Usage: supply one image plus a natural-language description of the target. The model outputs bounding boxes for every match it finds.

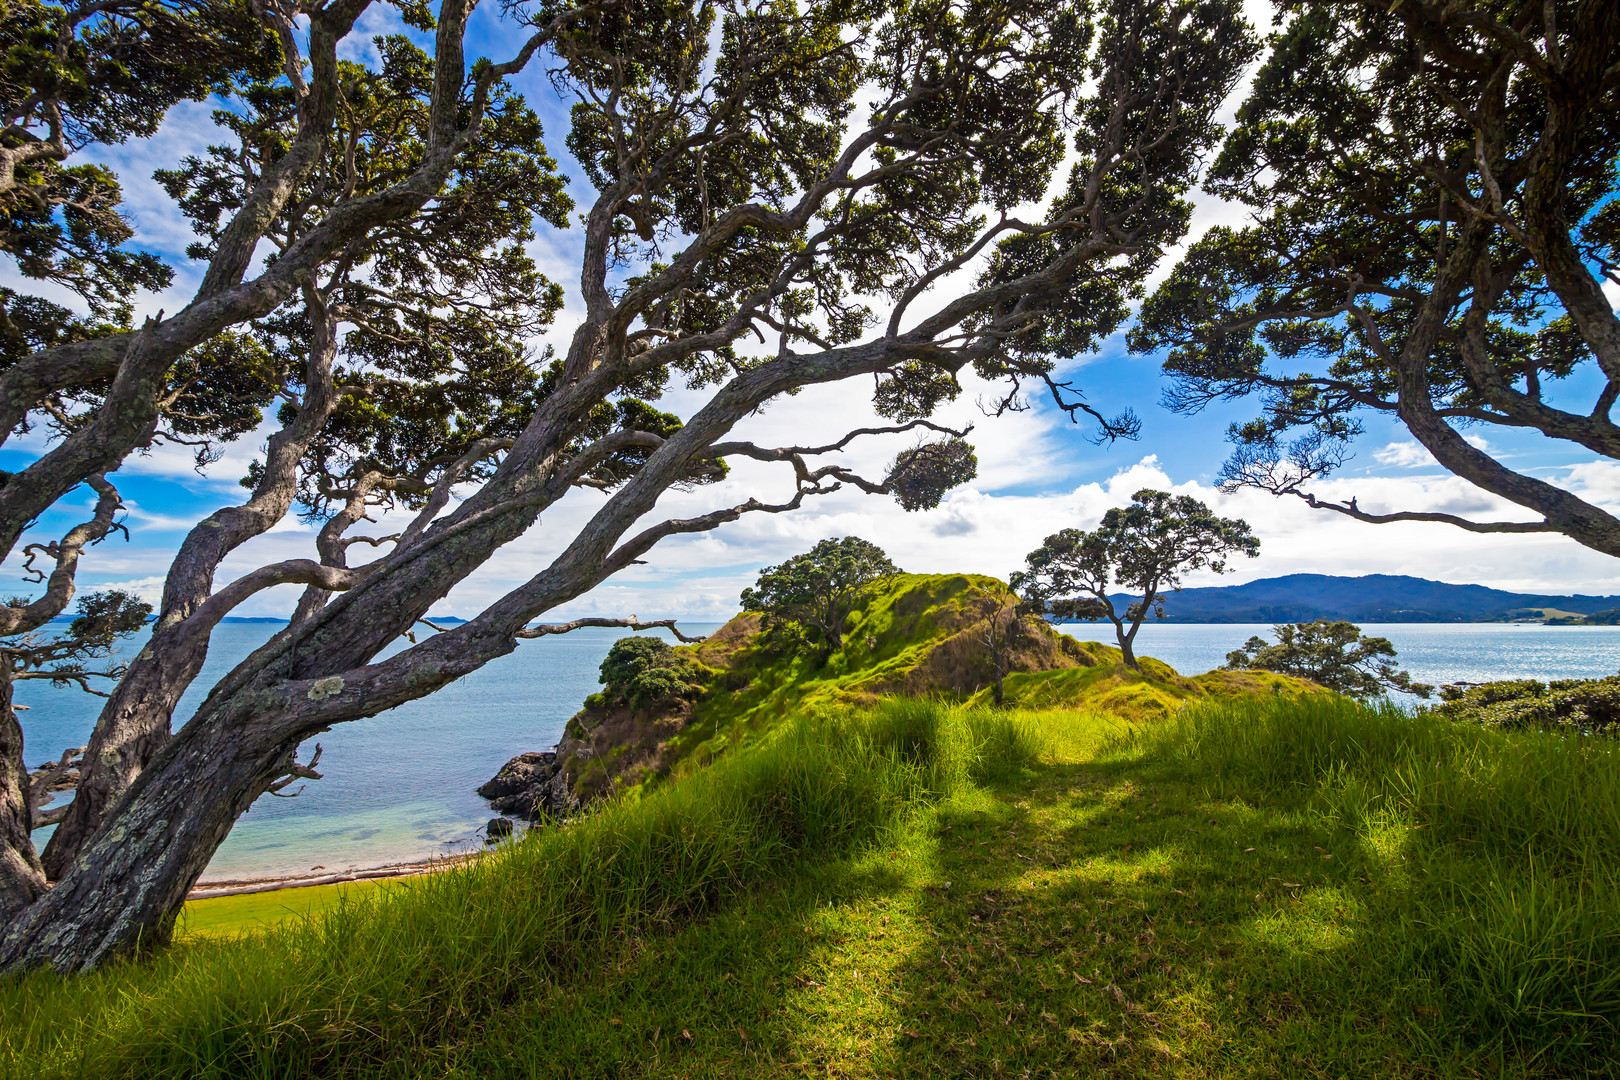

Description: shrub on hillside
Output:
[1224,618,1432,699]
[1429,674,1620,734]
[596,637,706,710]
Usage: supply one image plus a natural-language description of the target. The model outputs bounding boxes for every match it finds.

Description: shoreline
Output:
[188,853,478,900]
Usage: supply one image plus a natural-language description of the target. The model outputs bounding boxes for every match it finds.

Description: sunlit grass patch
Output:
[175,878,399,940]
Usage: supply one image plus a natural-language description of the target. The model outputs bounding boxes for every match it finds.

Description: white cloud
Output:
[1562,459,1620,507]
[1372,441,1431,468]
[1372,434,1491,469]
[83,576,168,605]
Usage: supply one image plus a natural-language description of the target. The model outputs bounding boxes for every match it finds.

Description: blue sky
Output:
[6,2,1620,622]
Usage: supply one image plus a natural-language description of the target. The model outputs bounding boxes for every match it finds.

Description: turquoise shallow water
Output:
[21,622,722,882]
[19,620,1620,880]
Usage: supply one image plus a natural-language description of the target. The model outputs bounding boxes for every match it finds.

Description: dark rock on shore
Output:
[477,750,577,819]
[485,817,514,841]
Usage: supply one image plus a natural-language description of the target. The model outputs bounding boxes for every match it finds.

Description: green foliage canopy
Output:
[1,0,278,339]
[153,34,579,495]
[1224,619,1433,700]
[1012,489,1257,668]
[885,438,978,513]
[740,537,899,649]
[1130,0,1620,558]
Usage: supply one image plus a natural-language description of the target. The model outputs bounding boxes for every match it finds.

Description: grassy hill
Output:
[5,695,1617,1078]
[541,573,1314,810]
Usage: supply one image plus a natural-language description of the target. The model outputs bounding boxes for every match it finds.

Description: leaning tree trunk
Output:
[42,311,344,879]
[0,466,561,970]
[38,639,207,880]
[0,600,535,972]
[0,681,47,926]
[0,695,309,970]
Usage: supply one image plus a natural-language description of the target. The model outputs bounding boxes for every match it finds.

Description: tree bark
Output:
[0,702,309,968]
[37,638,208,882]
[0,682,47,927]
[0,599,539,969]
[0,0,363,532]
[20,359,633,952]
[1116,626,1139,670]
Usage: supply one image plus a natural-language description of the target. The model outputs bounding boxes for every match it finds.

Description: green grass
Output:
[176,879,398,940]
[3,695,1618,1078]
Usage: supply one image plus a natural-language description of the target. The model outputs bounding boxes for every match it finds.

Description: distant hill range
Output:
[1104,574,1620,624]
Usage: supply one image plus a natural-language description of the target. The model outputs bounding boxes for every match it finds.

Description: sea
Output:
[20,620,1620,882]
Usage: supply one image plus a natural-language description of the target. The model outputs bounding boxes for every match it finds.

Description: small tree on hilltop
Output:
[1012,490,1258,669]
[976,594,1020,707]
[1224,620,1433,700]
[741,538,898,651]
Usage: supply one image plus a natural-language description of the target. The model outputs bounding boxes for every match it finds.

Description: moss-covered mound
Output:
[968,653,1321,721]
[490,573,1322,815]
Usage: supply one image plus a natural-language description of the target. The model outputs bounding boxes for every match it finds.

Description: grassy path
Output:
[6,700,1613,1079]
[438,725,1545,1079]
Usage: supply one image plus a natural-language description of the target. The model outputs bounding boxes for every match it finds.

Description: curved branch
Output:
[180,560,365,647]
[515,616,706,643]
[707,418,970,460]
[0,475,123,637]
[27,746,84,817]
[395,437,515,551]
[1290,489,1560,534]
[601,488,825,578]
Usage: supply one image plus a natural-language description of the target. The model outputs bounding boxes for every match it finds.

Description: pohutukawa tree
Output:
[1011,489,1258,668]
[740,536,899,651]
[0,0,1254,972]
[1223,619,1434,699]
[1131,0,1620,553]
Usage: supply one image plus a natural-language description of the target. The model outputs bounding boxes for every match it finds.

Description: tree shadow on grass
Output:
[417,852,918,1080]
[873,760,1553,1080]
[421,758,1567,1080]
